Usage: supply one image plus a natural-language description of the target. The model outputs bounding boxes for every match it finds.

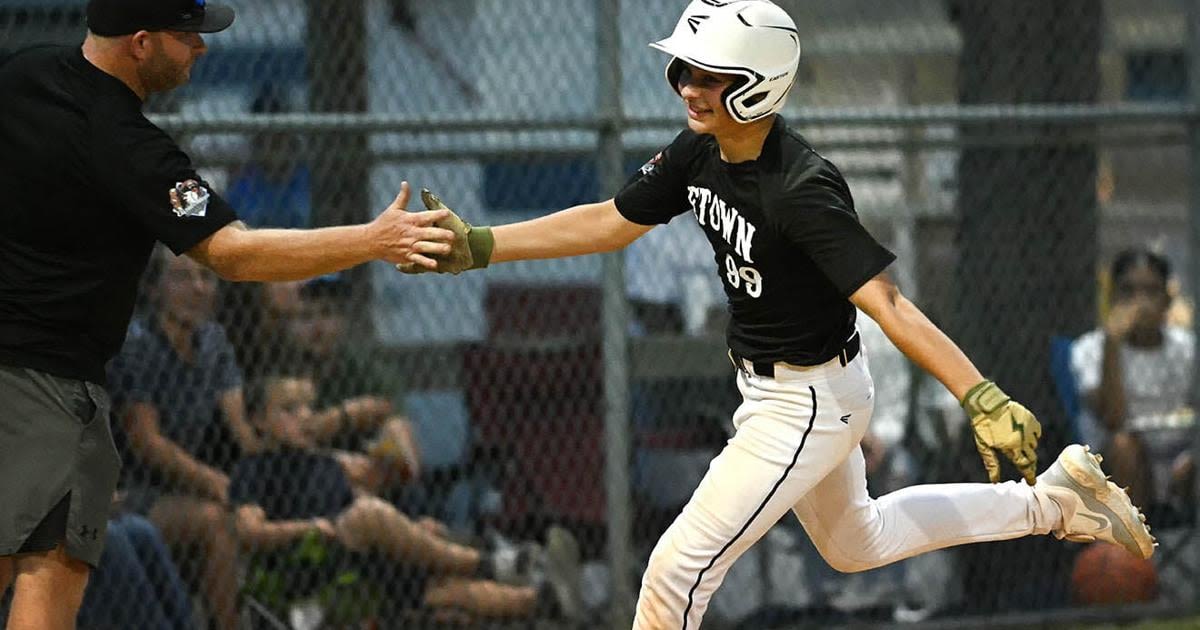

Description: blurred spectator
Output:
[1070,248,1195,521]
[218,274,412,477]
[218,278,305,385]
[233,372,583,623]
[77,502,193,629]
[224,83,312,230]
[286,274,415,456]
[108,247,253,630]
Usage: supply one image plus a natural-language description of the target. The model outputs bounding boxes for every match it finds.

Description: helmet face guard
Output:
[651,0,800,123]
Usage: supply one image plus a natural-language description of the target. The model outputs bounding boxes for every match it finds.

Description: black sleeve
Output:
[777,163,895,297]
[91,112,238,254]
[613,130,698,226]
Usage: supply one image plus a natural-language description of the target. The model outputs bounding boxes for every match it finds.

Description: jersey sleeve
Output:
[613,130,698,226]
[777,162,895,297]
[91,113,238,255]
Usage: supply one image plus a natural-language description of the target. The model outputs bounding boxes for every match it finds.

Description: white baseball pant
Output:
[632,346,1063,629]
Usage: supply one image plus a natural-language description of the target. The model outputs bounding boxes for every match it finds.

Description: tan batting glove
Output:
[961,380,1042,485]
[396,189,493,275]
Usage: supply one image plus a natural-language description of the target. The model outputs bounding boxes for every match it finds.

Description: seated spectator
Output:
[232,372,583,622]
[284,274,418,466]
[225,274,401,452]
[1071,248,1195,523]
[77,499,193,629]
[108,247,254,629]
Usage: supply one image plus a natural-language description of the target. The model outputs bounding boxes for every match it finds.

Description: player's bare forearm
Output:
[850,272,983,400]
[490,199,652,263]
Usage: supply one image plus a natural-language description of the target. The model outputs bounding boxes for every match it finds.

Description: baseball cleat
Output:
[1036,444,1156,559]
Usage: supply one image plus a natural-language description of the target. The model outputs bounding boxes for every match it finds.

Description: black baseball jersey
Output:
[615,116,895,365]
[0,46,237,384]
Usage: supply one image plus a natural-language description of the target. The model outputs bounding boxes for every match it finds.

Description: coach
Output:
[0,1,455,627]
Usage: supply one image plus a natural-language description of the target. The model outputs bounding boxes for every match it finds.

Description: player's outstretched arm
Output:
[188,181,457,281]
[491,199,653,263]
[851,271,1041,484]
[398,194,654,275]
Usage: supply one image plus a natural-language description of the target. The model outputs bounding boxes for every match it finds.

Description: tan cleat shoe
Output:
[1036,444,1156,559]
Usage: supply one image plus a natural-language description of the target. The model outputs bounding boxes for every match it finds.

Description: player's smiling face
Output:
[675,63,739,135]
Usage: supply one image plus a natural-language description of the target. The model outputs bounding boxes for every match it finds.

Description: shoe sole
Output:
[1049,444,1155,559]
[545,526,584,621]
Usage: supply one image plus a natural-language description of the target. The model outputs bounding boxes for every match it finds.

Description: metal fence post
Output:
[596,0,635,626]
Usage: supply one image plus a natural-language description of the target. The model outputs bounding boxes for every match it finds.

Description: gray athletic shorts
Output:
[0,363,120,567]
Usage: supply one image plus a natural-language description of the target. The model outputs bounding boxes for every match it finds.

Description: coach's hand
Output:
[396,189,494,275]
[962,380,1041,485]
[370,182,457,270]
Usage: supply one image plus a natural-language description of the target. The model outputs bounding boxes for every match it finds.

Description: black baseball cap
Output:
[87,0,235,36]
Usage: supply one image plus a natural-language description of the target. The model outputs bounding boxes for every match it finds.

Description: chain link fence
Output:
[3,0,1200,628]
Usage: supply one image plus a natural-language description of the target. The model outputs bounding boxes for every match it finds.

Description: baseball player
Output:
[403,1,1156,628]
[0,1,455,627]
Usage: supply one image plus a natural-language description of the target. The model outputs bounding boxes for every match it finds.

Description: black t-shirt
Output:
[615,117,895,365]
[0,46,237,384]
[229,448,356,520]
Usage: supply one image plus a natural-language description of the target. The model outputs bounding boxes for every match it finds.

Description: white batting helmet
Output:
[650,0,801,123]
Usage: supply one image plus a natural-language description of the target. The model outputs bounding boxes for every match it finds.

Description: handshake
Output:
[396,189,493,275]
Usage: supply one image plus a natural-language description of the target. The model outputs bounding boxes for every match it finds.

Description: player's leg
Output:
[793,445,1063,573]
[7,544,90,630]
[634,360,873,629]
[795,440,1157,569]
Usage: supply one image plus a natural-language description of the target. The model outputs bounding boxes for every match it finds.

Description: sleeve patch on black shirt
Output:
[169,179,210,218]
[639,151,663,176]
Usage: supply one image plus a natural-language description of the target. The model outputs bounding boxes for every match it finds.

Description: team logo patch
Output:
[639,151,664,176]
[169,179,210,218]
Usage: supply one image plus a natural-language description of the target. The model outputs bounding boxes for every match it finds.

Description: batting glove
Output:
[396,189,493,274]
[962,380,1041,485]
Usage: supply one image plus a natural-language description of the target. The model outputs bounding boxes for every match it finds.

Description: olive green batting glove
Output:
[396,189,494,275]
[961,380,1042,485]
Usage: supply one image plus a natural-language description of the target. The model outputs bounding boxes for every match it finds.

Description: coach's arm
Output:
[187,183,456,281]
